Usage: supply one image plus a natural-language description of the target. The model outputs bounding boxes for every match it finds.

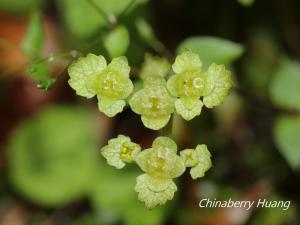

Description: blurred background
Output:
[1,0,300,224]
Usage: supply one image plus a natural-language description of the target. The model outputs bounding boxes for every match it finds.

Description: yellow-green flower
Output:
[167,50,233,120]
[129,76,175,130]
[140,54,171,80]
[101,135,141,169]
[68,54,133,117]
[135,137,185,208]
[167,50,207,120]
[180,144,212,179]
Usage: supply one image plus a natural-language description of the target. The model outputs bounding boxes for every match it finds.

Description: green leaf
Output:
[177,36,244,68]
[21,10,44,59]
[104,25,130,58]
[274,115,300,170]
[8,106,98,206]
[58,0,106,39]
[269,58,300,110]
[59,0,147,39]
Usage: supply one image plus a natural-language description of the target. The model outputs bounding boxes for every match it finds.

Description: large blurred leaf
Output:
[241,33,279,98]
[269,59,300,110]
[59,0,148,39]
[8,106,98,206]
[21,10,44,59]
[89,164,167,225]
[0,0,45,13]
[177,36,244,68]
[274,115,300,170]
[104,25,129,59]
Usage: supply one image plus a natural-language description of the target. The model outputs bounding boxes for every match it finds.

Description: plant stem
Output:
[118,0,136,20]
[160,114,174,139]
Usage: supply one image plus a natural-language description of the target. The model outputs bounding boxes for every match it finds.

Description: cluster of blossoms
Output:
[67,50,232,208]
[100,135,211,209]
[68,50,232,129]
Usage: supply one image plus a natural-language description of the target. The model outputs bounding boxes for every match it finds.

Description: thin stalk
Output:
[160,114,174,139]
[118,0,136,20]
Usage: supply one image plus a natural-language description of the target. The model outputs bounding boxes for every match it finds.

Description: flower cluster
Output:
[68,50,232,129]
[100,136,212,209]
[67,50,232,209]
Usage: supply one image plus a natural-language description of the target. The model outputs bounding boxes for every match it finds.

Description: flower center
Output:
[151,148,172,172]
[120,142,133,161]
[150,97,161,109]
[102,74,117,91]
[177,70,207,98]
[193,77,204,89]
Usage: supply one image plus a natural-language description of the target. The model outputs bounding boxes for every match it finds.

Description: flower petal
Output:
[168,155,186,178]
[107,56,130,77]
[175,98,203,121]
[97,96,126,117]
[68,54,106,98]
[108,134,130,145]
[135,148,152,173]
[141,115,171,130]
[190,144,212,179]
[203,63,233,108]
[135,174,177,209]
[101,145,125,169]
[166,74,179,97]
[129,90,144,114]
[172,50,202,74]
[152,136,177,153]
[116,76,134,99]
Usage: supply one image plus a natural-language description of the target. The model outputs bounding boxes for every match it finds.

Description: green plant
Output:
[67,49,233,208]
